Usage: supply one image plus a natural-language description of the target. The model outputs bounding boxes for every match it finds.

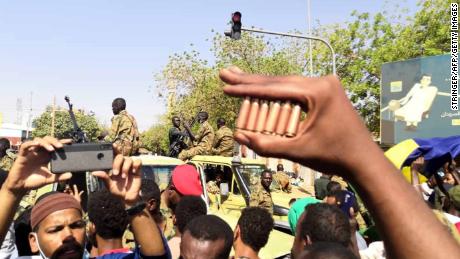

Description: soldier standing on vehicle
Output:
[250,170,274,215]
[211,118,234,157]
[0,138,14,171]
[178,111,214,161]
[168,116,188,157]
[105,98,140,156]
[273,164,292,193]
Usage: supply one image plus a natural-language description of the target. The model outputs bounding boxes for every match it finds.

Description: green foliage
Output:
[148,0,449,150]
[32,107,103,141]
[290,0,450,133]
[140,123,170,155]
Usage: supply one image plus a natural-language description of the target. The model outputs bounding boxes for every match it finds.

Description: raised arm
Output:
[219,67,460,259]
[92,155,166,257]
[0,137,72,244]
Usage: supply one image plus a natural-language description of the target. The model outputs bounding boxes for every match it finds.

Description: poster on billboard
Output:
[380,55,456,145]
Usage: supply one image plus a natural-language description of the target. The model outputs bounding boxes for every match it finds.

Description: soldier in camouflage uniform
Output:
[211,118,234,157]
[206,170,223,210]
[273,164,292,193]
[104,98,140,156]
[249,170,274,214]
[0,138,14,172]
[178,111,214,161]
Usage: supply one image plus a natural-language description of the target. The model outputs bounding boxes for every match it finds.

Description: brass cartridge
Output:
[286,104,301,137]
[246,99,260,131]
[236,97,251,130]
[255,100,269,132]
[263,101,281,134]
[275,101,292,135]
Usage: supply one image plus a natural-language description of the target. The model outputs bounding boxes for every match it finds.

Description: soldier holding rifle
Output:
[168,116,188,158]
[178,111,214,161]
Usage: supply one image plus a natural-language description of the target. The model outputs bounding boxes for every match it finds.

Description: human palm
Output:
[5,137,72,194]
[92,155,142,205]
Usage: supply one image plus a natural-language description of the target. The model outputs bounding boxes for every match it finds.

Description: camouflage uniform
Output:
[207,180,220,195]
[249,184,273,215]
[160,203,175,240]
[105,110,140,156]
[273,171,292,193]
[207,180,220,210]
[0,154,14,172]
[178,121,214,161]
[211,126,234,157]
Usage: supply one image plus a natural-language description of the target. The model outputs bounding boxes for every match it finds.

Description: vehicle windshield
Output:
[240,164,280,192]
[141,165,177,188]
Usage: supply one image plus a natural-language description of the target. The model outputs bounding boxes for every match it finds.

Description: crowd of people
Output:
[0,67,459,259]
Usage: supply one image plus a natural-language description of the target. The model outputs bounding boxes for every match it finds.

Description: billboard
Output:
[380,55,456,145]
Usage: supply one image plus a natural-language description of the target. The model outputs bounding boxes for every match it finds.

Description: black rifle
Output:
[64,96,88,143]
[169,110,201,157]
[61,96,93,210]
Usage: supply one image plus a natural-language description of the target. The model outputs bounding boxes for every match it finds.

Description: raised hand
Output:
[5,137,72,195]
[219,66,375,176]
[91,154,142,206]
[410,156,425,173]
[63,184,84,204]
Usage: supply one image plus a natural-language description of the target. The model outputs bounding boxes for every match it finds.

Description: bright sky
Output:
[0,0,419,131]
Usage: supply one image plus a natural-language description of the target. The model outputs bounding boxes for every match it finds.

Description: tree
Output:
[149,0,449,148]
[32,106,103,141]
[281,0,449,133]
[140,123,170,155]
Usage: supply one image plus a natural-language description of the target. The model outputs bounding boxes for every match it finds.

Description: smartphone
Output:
[50,143,113,173]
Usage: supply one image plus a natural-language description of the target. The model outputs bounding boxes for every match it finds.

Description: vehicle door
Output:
[219,164,246,216]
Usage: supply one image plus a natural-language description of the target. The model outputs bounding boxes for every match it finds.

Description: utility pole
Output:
[16,98,23,125]
[25,92,33,139]
[51,96,56,137]
[307,0,313,75]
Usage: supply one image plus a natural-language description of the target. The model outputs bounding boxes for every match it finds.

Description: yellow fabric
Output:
[401,166,428,183]
[384,139,419,170]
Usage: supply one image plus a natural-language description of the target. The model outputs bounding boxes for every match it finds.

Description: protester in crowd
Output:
[0,169,18,259]
[219,66,460,258]
[233,207,274,259]
[249,169,274,214]
[140,179,166,231]
[168,196,206,259]
[326,181,342,195]
[446,185,460,232]
[14,208,34,257]
[87,189,131,257]
[180,215,233,259]
[288,197,321,234]
[325,189,358,219]
[0,136,168,259]
[314,174,331,200]
[421,175,437,202]
[291,203,353,258]
[298,242,358,259]
[161,164,203,239]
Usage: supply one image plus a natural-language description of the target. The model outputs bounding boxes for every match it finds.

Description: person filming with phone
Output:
[0,136,169,259]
